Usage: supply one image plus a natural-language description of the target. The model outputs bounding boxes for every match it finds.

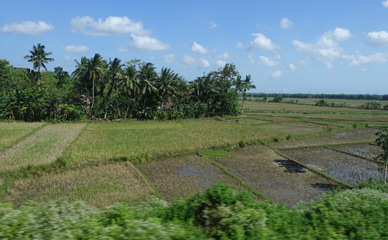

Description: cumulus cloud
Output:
[122,34,169,52]
[215,52,230,68]
[271,70,282,79]
[280,18,292,29]
[216,60,227,68]
[383,0,388,7]
[259,55,280,67]
[62,45,89,53]
[209,21,218,29]
[248,33,278,51]
[367,31,388,46]
[1,21,54,35]
[163,53,175,63]
[182,55,196,65]
[343,52,388,66]
[288,57,310,71]
[293,27,352,67]
[192,42,208,54]
[70,16,150,36]
[199,58,210,68]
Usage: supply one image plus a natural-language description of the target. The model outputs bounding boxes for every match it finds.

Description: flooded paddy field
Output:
[273,127,377,148]
[136,155,246,200]
[330,143,383,160]
[213,145,339,206]
[282,148,383,185]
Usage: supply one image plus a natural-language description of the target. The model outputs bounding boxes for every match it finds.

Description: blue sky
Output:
[1,0,388,94]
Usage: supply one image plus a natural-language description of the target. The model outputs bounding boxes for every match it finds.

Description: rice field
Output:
[0,123,86,172]
[330,143,383,160]
[213,145,339,206]
[62,119,274,164]
[257,122,335,135]
[5,163,154,207]
[282,148,383,185]
[136,155,246,200]
[273,127,377,149]
[0,122,45,152]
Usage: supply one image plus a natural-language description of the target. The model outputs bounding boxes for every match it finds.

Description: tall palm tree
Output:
[158,67,178,107]
[24,43,54,90]
[88,54,104,109]
[120,65,140,115]
[241,74,255,110]
[106,58,123,98]
[139,62,158,109]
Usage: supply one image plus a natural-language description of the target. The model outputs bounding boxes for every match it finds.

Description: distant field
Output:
[0,102,386,207]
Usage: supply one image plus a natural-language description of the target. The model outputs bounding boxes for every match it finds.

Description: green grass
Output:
[0,122,45,152]
[62,119,275,164]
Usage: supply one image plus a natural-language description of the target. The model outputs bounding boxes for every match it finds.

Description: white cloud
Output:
[218,52,230,60]
[259,56,279,66]
[182,55,196,65]
[70,16,150,36]
[127,34,169,52]
[1,21,54,35]
[192,42,207,54]
[248,54,255,65]
[383,0,388,8]
[248,33,278,51]
[64,56,72,63]
[343,52,388,66]
[163,53,175,63]
[271,70,282,79]
[280,18,292,29]
[216,60,227,68]
[209,21,218,29]
[199,58,210,68]
[288,57,310,71]
[62,45,89,53]
[236,42,244,48]
[293,27,352,67]
[367,31,388,46]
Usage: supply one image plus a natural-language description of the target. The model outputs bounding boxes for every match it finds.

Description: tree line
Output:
[0,44,255,121]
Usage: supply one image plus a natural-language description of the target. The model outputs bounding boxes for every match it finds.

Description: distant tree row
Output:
[247,93,388,101]
[0,44,255,121]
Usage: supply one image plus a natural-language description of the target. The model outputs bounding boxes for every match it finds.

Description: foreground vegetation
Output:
[1,183,387,239]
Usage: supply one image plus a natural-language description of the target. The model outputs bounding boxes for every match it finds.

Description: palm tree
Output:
[120,64,140,116]
[88,54,104,109]
[139,63,158,109]
[157,67,178,108]
[24,43,54,90]
[241,74,255,110]
[106,58,123,98]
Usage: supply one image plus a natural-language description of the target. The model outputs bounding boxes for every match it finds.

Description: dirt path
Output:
[214,145,339,206]
[0,123,86,172]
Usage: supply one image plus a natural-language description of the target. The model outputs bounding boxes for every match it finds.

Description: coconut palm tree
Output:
[139,62,158,109]
[241,74,255,110]
[24,43,54,90]
[157,67,178,108]
[88,54,104,109]
[120,64,140,116]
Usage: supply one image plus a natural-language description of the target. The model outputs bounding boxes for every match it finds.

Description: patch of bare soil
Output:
[274,127,377,148]
[282,148,383,185]
[214,145,339,207]
[136,155,246,200]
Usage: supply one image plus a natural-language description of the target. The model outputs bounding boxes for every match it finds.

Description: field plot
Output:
[5,163,153,207]
[63,120,273,164]
[0,122,45,152]
[273,127,377,148]
[213,145,339,206]
[282,148,383,185]
[257,122,333,135]
[136,155,246,200]
[0,123,85,172]
[330,143,383,160]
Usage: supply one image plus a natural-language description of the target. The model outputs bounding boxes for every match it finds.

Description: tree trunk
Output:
[384,163,387,184]
[38,65,41,91]
[92,73,95,110]
[241,93,246,111]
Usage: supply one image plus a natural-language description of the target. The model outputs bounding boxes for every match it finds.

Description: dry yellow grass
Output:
[6,163,154,207]
[0,123,86,172]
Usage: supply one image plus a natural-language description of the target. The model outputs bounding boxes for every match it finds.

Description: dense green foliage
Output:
[376,127,388,183]
[0,44,252,121]
[1,183,387,239]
